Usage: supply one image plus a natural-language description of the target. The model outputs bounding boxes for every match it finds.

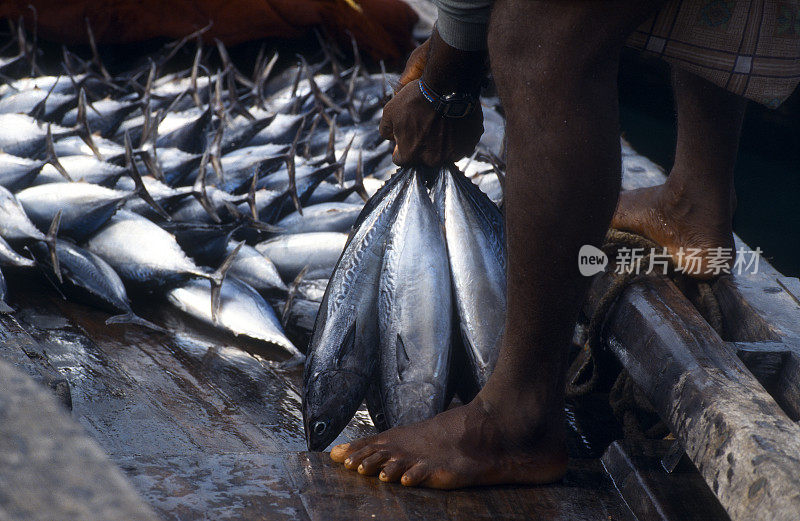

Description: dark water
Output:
[618,50,800,277]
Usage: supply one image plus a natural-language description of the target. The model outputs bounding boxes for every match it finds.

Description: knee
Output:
[487,2,627,87]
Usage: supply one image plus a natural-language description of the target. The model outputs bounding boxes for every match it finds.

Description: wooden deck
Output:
[0,275,643,521]
[3,141,797,520]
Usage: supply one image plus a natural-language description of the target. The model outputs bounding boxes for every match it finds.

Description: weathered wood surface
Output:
[0,359,158,521]
[585,274,800,521]
[1,274,644,520]
[602,440,730,521]
[120,452,636,521]
[621,137,800,421]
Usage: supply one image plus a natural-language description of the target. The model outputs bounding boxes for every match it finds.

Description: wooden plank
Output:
[7,273,374,457]
[585,273,800,521]
[118,453,311,521]
[0,313,72,409]
[602,440,730,521]
[120,451,635,521]
[9,289,205,458]
[290,452,635,521]
[620,140,800,423]
[0,359,158,521]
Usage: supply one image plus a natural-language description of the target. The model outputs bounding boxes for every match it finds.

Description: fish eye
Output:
[313,421,327,436]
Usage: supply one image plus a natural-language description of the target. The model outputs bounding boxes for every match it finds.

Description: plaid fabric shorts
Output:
[627,0,800,107]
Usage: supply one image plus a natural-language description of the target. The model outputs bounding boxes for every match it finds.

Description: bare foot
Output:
[329,396,568,489]
[611,182,735,279]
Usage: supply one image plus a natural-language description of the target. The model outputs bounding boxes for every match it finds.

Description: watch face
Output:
[447,101,468,117]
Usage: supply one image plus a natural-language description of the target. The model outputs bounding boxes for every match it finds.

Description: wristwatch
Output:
[418,79,477,119]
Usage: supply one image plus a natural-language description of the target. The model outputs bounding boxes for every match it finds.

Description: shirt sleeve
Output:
[434,0,493,51]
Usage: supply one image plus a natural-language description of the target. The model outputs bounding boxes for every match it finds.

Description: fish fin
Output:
[281,265,307,327]
[45,125,72,181]
[106,312,167,333]
[396,334,411,380]
[76,88,103,161]
[124,131,170,220]
[208,240,243,324]
[45,210,62,284]
[334,319,357,369]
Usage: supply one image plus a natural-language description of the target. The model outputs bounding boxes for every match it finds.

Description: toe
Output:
[379,459,408,482]
[343,446,378,470]
[400,463,429,487]
[329,443,351,463]
[358,450,390,475]
[330,436,372,463]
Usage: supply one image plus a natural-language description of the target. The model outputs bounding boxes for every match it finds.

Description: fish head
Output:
[303,367,368,451]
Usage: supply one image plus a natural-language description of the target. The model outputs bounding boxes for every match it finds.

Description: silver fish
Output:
[0,235,35,268]
[17,183,137,242]
[167,276,302,361]
[30,240,163,331]
[0,152,44,192]
[31,155,127,186]
[84,211,232,318]
[303,169,410,451]
[256,232,348,281]
[275,202,362,235]
[376,170,452,428]
[433,167,506,393]
[224,241,287,295]
[0,114,72,157]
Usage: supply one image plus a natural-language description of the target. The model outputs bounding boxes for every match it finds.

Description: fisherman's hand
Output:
[380,28,487,167]
[380,81,483,166]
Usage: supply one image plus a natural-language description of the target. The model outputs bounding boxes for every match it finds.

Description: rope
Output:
[566,228,725,437]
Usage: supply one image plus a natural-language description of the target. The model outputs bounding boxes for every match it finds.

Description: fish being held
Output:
[303,169,411,451]
[433,166,506,398]
[374,169,452,429]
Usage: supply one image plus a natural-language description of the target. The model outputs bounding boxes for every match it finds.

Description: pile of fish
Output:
[0,22,506,385]
[303,165,506,450]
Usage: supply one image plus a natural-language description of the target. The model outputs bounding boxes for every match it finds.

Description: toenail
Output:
[358,464,364,472]
[344,458,351,465]
[379,472,387,480]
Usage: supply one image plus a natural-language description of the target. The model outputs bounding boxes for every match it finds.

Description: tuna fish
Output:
[303,169,410,451]
[433,166,506,394]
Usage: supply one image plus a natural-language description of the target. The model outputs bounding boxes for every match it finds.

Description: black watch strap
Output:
[418,79,477,119]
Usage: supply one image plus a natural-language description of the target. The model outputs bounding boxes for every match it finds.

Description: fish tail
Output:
[76,88,104,160]
[206,240,243,323]
[45,209,62,283]
[45,124,72,181]
[281,265,308,328]
[124,131,171,220]
[105,312,167,333]
[277,352,306,369]
[190,150,221,223]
